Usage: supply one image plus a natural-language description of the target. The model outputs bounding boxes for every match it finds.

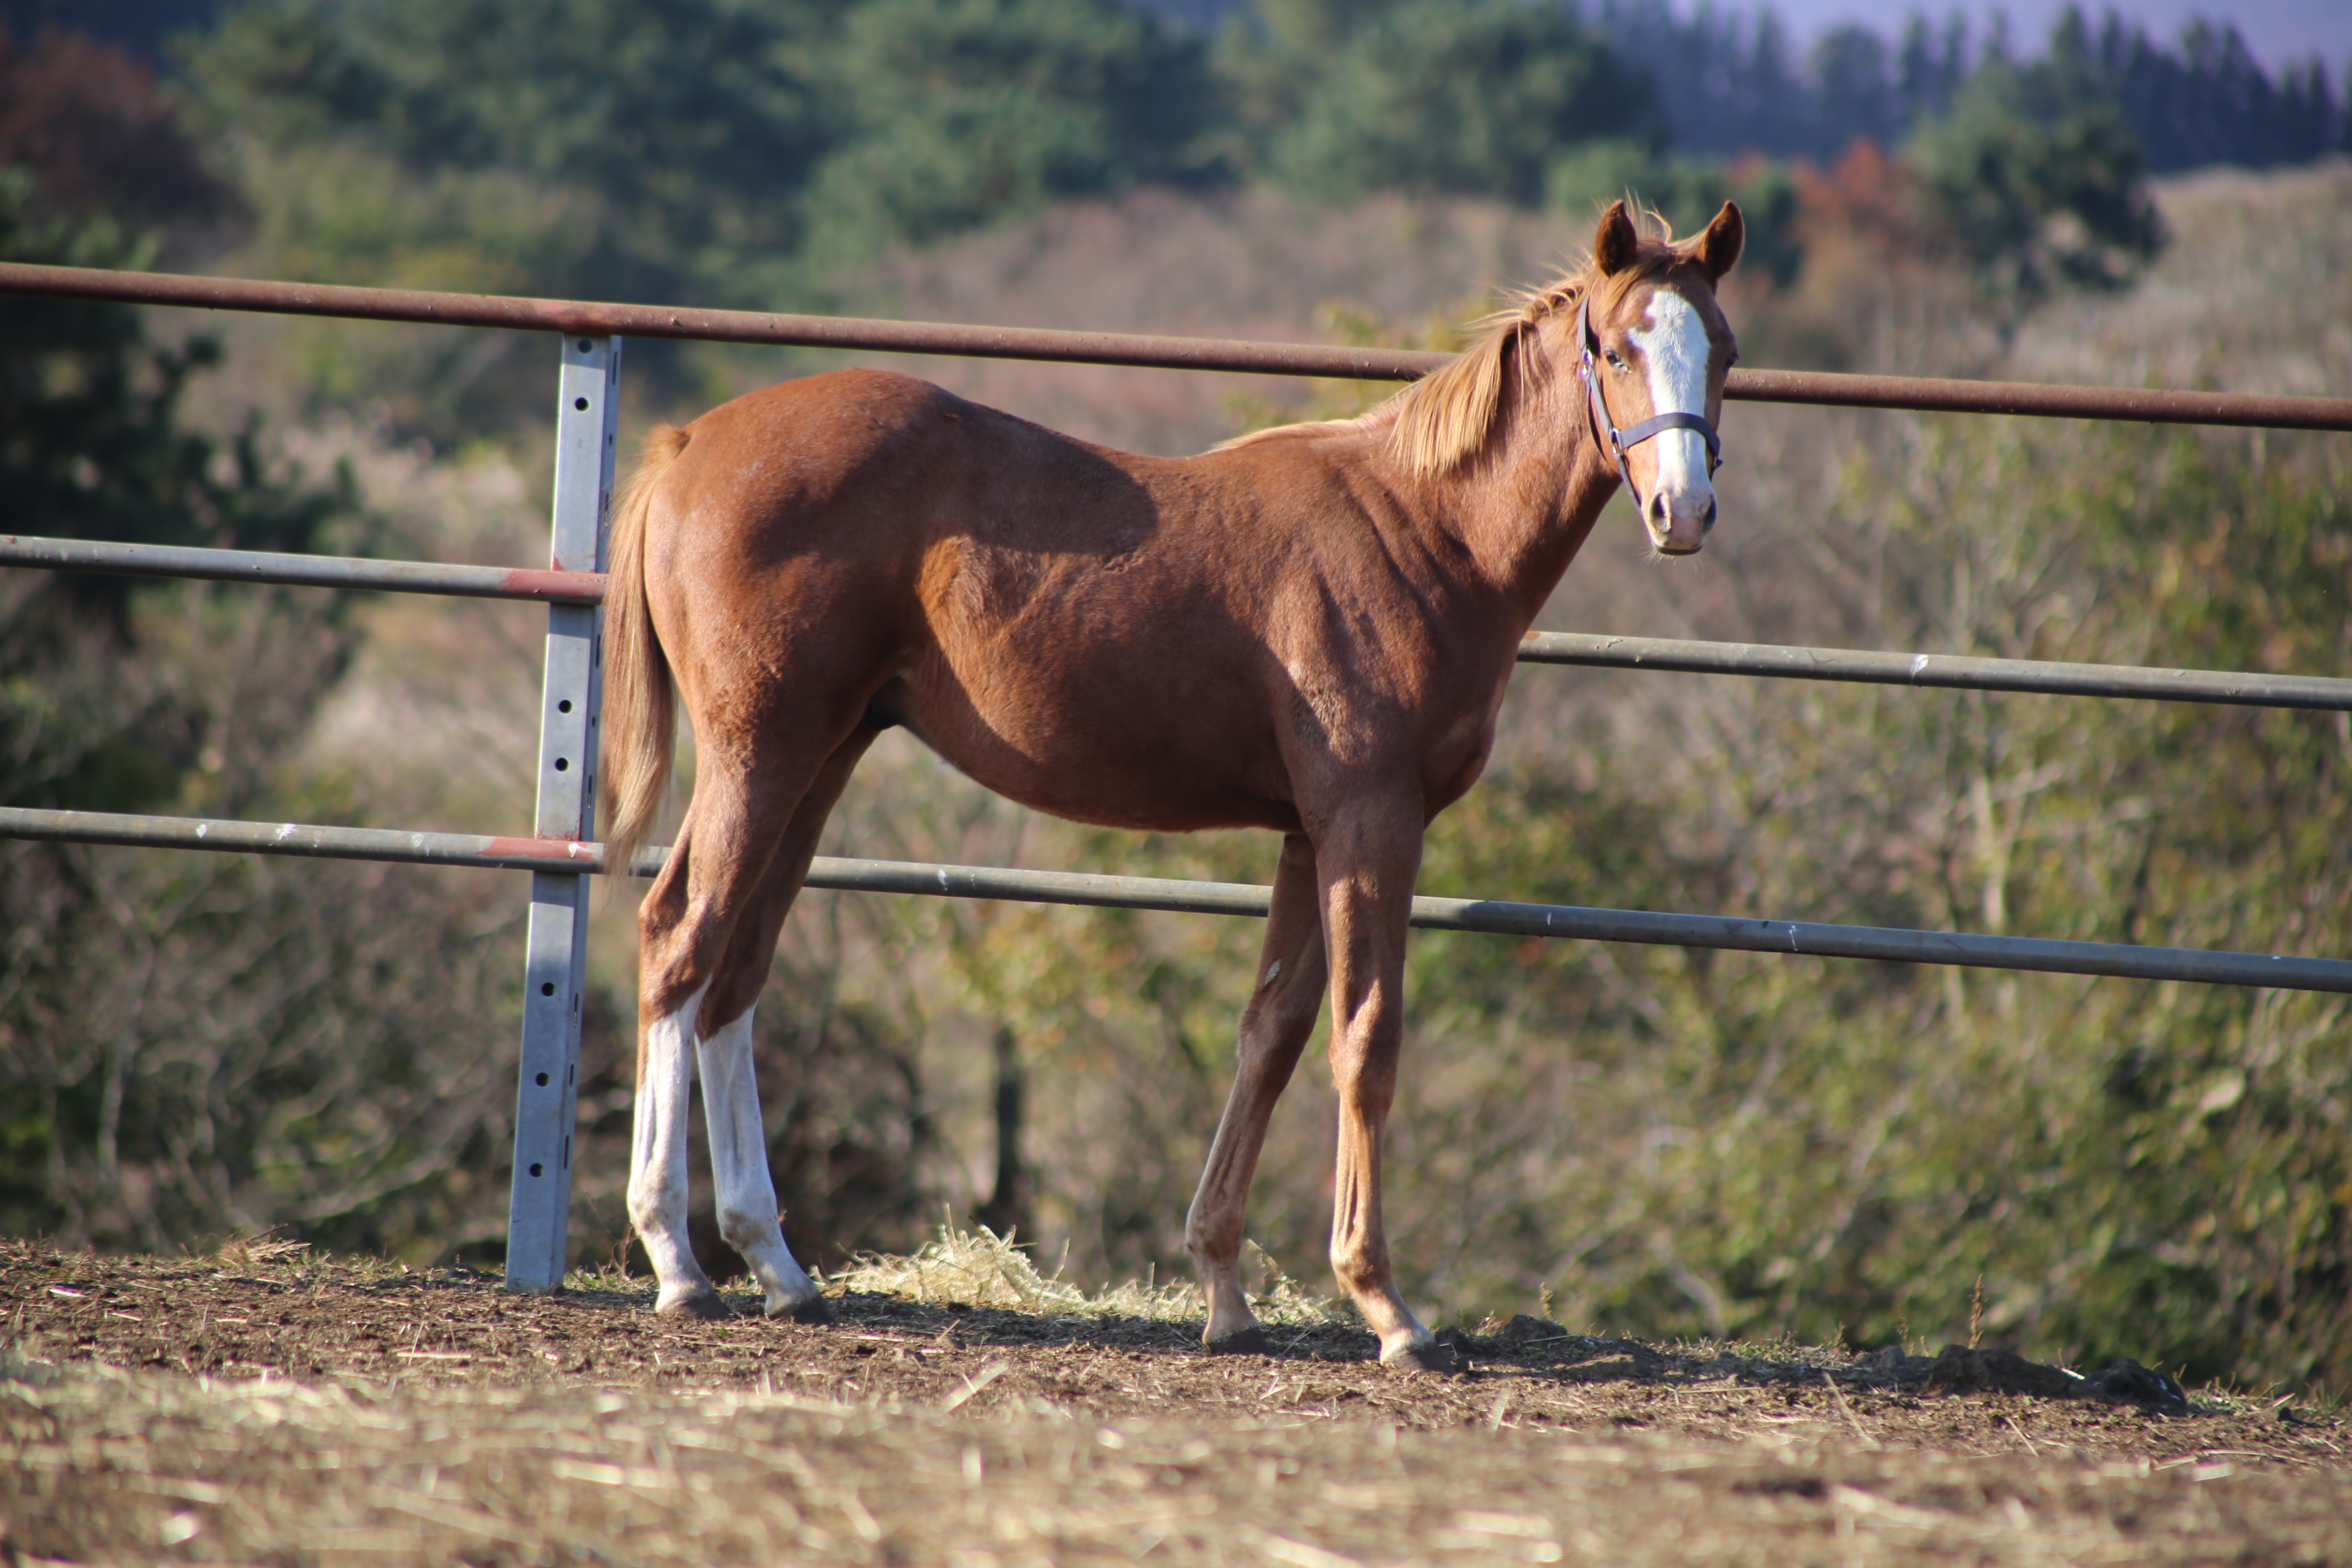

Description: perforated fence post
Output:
[505,334,622,1291]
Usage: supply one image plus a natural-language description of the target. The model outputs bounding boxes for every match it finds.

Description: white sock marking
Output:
[628,981,710,1307]
[696,1003,820,1314]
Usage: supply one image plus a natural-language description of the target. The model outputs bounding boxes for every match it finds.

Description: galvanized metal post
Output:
[505,334,622,1291]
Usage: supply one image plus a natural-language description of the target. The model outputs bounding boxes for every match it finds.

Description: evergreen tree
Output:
[1222,0,1658,204]
[803,0,1209,267]
[1906,36,2166,309]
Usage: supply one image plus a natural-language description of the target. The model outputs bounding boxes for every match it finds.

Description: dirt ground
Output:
[4,1237,2349,1566]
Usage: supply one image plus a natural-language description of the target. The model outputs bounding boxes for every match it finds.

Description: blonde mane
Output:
[1221,218,1695,479]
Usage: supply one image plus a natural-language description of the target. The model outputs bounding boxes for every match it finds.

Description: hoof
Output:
[657,1288,734,1321]
[771,1292,835,1326]
[1205,1324,1270,1356]
[1381,1339,1459,1375]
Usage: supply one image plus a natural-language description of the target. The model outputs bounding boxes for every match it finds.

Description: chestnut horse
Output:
[601,200,1743,1368]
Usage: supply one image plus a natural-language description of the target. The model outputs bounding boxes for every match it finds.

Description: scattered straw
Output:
[1822,1372,1882,1451]
[209,1229,313,1272]
[826,1221,1348,1329]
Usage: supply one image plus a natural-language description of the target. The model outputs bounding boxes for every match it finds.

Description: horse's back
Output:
[650,369,1164,566]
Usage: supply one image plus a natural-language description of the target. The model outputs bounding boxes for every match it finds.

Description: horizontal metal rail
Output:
[3,805,2345,994]
[0,807,612,873]
[0,534,605,602]
[1520,632,2352,711]
[14,534,2347,711]
[6,262,2350,431]
[15,534,2345,711]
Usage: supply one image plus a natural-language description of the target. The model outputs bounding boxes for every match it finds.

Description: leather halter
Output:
[1573,292,1722,517]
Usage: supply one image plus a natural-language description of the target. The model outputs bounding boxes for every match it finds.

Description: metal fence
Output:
[7,261,2352,1289]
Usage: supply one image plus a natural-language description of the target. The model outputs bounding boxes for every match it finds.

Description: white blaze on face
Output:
[1626,288,1717,522]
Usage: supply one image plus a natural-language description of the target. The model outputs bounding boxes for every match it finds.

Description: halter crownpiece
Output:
[1572,293,1723,517]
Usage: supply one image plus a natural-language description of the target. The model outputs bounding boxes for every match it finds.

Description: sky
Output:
[1764,0,2352,69]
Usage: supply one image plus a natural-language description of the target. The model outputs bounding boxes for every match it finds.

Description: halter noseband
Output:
[1573,292,1722,516]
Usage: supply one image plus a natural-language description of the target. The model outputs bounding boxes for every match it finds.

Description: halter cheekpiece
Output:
[1572,293,1722,515]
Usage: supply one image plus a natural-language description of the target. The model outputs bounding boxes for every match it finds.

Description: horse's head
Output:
[1383,201,1742,550]
[1573,199,1743,556]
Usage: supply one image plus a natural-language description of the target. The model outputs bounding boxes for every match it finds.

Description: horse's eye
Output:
[1604,348,1627,370]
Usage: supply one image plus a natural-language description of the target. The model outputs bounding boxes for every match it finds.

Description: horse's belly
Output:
[892,664,1297,835]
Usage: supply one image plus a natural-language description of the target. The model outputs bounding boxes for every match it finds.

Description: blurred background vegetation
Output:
[3,0,2351,1394]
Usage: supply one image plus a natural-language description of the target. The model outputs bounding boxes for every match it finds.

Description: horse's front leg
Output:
[1315,800,1446,1370]
[1186,833,1328,1352]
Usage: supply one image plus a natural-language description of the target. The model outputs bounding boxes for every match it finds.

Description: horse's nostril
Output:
[1701,497,1719,534]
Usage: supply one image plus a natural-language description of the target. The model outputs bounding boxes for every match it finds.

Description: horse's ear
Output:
[1592,200,1639,276]
[1696,200,1744,282]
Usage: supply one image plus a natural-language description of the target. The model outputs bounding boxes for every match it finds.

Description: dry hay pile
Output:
[4,1230,2350,1565]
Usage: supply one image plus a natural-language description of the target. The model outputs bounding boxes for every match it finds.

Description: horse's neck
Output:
[1428,370,1617,625]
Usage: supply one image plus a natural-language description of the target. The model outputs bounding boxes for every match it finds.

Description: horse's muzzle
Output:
[1645,486,1716,555]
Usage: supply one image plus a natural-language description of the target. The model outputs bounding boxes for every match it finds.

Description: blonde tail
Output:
[599,424,690,882]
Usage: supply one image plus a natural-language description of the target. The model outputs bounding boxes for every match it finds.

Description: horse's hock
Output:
[3,252,2350,1310]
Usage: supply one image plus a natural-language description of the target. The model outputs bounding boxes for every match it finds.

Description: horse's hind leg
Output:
[627,721,866,1317]
[692,728,876,1321]
[1185,833,1327,1352]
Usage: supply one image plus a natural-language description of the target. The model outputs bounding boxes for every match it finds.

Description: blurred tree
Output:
[0,174,354,657]
[802,0,1210,269]
[176,0,1213,430]
[0,0,225,58]
[1592,0,1813,161]
[1221,0,1658,204]
[2085,11,2347,174]
[1805,24,1897,152]
[1906,51,2165,310]
[1598,2,2347,174]
[1894,12,1970,125]
[1545,140,1802,287]
[0,184,541,1258]
[0,25,236,238]
[180,0,845,304]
